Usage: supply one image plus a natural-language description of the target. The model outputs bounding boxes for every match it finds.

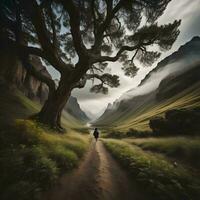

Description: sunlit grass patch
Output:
[103,139,200,200]
[0,120,90,200]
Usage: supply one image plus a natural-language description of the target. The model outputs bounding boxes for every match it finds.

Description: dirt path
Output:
[43,140,145,200]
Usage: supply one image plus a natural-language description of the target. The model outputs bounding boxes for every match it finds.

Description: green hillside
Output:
[116,83,200,131]
[95,64,200,132]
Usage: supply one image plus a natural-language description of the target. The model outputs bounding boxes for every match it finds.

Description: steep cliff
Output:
[0,45,50,103]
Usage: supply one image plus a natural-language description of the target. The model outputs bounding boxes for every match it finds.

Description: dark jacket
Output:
[93,129,99,138]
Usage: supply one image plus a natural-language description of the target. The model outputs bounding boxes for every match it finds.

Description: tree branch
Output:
[21,56,56,95]
[93,44,140,63]
[103,16,121,38]
[61,0,87,58]
[93,0,123,49]
[91,0,98,36]
[20,0,73,73]
[48,4,57,49]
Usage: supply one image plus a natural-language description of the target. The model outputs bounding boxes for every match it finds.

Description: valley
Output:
[1,1,200,199]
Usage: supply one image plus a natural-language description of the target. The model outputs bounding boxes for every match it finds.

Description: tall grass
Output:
[0,120,90,200]
[103,139,200,200]
[126,137,200,169]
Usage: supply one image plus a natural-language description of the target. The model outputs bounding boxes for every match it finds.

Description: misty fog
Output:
[121,55,200,101]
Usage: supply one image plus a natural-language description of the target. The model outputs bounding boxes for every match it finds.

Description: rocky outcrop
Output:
[0,45,50,103]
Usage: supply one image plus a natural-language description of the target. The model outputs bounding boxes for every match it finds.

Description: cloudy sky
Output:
[47,0,200,118]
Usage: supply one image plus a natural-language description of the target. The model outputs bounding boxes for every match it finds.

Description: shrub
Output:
[149,108,200,136]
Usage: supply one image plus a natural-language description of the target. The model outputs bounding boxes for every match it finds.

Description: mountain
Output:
[0,43,89,123]
[94,37,200,131]
[139,36,200,86]
[65,96,90,122]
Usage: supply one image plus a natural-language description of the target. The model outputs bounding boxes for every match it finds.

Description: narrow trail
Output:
[43,140,145,200]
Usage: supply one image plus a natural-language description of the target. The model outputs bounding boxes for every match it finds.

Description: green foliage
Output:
[90,73,120,94]
[122,62,139,77]
[128,137,200,169]
[0,120,89,200]
[103,139,200,200]
[149,107,200,135]
[1,0,180,96]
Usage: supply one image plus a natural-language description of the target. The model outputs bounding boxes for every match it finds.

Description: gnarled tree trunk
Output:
[36,79,72,132]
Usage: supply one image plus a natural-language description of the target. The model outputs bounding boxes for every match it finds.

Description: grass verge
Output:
[103,139,200,200]
[125,137,200,169]
[0,119,90,200]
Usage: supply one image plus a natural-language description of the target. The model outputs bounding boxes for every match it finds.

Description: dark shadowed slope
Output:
[139,36,200,86]
[43,141,146,200]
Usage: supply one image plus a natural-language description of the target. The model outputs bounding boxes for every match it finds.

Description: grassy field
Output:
[0,120,90,200]
[103,139,200,200]
[124,137,200,169]
[0,87,90,200]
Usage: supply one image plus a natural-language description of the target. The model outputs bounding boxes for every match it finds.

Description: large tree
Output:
[0,0,181,131]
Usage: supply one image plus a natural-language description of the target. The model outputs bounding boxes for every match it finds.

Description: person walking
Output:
[93,128,99,141]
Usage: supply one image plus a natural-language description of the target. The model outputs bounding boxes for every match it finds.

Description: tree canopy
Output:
[0,0,181,130]
[0,0,181,94]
